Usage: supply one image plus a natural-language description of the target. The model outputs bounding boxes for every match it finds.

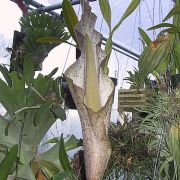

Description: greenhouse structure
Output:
[0,0,179,179]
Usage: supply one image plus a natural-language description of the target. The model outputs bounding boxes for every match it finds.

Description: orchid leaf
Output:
[138,27,151,45]
[112,0,140,33]
[59,134,72,172]
[163,5,180,22]
[148,23,175,30]
[62,0,78,44]
[99,0,111,30]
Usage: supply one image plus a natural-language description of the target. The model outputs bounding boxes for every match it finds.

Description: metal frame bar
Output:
[34,0,97,12]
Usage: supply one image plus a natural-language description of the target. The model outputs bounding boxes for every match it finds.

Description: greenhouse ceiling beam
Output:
[102,41,139,61]
[28,0,97,13]
[102,37,139,60]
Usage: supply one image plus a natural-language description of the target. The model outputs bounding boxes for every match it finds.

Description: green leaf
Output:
[0,144,18,180]
[148,23,175,31]
[62,0,78,44]
[51,105,66,121]
[23,53,34,84]
[174,42,180,72]
[105,35,113,56]
[43,137,59,145]
[0,65,12,87]
[59,134,72,172]
[112,0,140,33]
[99,0,111,30]
[138,27,151,45]
[34,101,52,126]
[5,116,16,136]
[65,135,82,151]
[37,159,59,178]
[0,78,16,114]
[161,27,180,33]
[53,172,72,180]
[168,125,180,176]
[45,67,59,80]
[36,37,76,47]
[163,6,180,22]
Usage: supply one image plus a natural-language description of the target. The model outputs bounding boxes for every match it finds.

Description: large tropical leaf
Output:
[0,65,12,87]
[0,144,18,180]
[23,53,34,84]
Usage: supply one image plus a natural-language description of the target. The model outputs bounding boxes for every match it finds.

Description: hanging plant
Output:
[10,12,70,72]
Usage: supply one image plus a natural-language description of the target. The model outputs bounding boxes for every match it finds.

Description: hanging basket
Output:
[118,89,154,112]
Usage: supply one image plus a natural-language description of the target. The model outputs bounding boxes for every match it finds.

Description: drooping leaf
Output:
[161,27,180,33]
[43,137,59,145]
[23,53,34,84]
[148,23,175,31]
[0,144,18,180]
[5,116,16,136]
[59,134,72,172]
[44,67,59,80]
[62,0,78,44]
[51,105,66,121]
[0,65,12,87]
[163,6,180,22]
[34,101,52,126]
[0,78,16,114]
[112,0,140,33]
[36,37,76,47]
[84,34,101,112]
[99,0,111,30]
[138,27,151,45]
[103,0,140,71]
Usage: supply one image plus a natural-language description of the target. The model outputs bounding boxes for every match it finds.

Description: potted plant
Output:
[118,68,156,113]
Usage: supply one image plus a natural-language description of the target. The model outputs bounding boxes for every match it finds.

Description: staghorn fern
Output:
[11,12,70,71]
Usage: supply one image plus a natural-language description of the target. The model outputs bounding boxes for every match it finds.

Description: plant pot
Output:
[10,30,45,72]
[118,89,154,112]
